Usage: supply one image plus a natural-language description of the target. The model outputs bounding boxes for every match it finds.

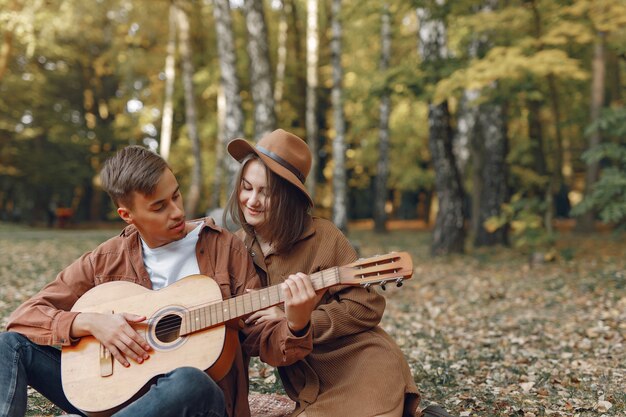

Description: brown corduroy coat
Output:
[239,217,421,417]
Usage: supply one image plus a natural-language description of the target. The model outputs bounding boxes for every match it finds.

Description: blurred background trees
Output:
[0,0,624,255]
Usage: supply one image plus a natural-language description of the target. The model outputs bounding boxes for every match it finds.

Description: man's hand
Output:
[281,272,318,334]
[71,312,151,367]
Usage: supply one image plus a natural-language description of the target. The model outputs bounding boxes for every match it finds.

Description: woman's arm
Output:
[310,284,386,344]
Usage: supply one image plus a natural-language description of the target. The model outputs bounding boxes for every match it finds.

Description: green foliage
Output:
[0,0,625,226]
[485,193,554,252]
[434,47,588,103]
[571,107,626,225]
[584,106,626,137]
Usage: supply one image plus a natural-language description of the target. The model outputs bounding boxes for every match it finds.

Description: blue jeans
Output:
[0,332,225,417]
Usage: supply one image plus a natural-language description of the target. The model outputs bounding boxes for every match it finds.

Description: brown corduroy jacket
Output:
[239,217,421,417]
[7,218,313,417]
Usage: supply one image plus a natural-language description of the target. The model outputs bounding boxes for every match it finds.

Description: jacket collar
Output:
[242,215,316,254]
[119,216,222,239]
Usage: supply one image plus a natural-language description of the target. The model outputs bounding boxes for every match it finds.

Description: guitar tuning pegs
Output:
[362,282,371,289]
[395,278,403,287]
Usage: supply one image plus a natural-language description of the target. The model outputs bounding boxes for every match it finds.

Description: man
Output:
[0,145,316,417]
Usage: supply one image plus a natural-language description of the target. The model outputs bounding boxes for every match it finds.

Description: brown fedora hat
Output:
[227,129,313,206]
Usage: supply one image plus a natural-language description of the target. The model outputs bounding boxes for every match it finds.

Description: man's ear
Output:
[117,206,133,224]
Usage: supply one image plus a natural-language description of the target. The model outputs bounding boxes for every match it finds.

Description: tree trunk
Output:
[473,101,509,246]
[374,3,391,233]
[212,86,226,209]
[0,30,12,82]
[547,75,564,190]
[305,0,319,200]
[213,0,245,200]
[244,0,276,140]
[331,0,347,232]
[429,102,466,255]
[527,98,547,177]
[417,4,465,255]
[159,2,177,162]
[274,0,288,115]
[177,4,202,217]
[454,90,479,178]
[578,32,606,232]
[458,1,509,247]
[528,0,560,235]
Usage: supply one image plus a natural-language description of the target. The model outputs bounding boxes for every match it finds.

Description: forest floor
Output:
[0,222,624,416]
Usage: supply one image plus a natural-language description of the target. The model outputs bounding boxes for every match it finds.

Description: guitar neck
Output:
[179,267,340,336]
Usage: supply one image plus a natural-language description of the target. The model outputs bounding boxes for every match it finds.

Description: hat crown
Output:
[257,129,311,181]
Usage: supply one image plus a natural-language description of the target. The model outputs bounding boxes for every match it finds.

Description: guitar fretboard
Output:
[179,266,341,335]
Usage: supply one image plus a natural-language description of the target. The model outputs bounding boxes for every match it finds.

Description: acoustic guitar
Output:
[61,251,413,415]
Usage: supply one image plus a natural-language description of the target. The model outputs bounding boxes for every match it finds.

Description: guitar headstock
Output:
[338,251,413,289]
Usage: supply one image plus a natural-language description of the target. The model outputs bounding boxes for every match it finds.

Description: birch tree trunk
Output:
[473,100,509,246]
[428,102,465,255]
[289,0,307,127]
[578,31,606,231]
[305,0,319,200]
[466,1,509,247]
[212,87,226,209]
[176,4,202,217]
[374,3,391,233]
[159,2,177,162]
[213,0,245,204]
[418,4,465,255]
[274,0,288,115]
[331,0,347,232]
[453,90,478,178]
[244,0,276,140]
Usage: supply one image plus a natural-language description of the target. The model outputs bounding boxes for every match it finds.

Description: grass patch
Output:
[0,224,624,416]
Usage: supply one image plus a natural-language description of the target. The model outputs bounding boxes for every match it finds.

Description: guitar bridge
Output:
[100,343,113,377]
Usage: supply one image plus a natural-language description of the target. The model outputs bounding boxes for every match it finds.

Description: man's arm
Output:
[7,251,152,366]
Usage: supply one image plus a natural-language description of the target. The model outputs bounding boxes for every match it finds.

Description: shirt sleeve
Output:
[6,252,96,346]
[308,223,386,345]
[310,285,386,344]
[240,317,313,367]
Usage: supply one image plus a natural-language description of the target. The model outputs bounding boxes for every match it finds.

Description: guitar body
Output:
[61,275,236,415]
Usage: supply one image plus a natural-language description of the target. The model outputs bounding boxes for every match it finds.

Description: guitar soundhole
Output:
[154,314,182,343]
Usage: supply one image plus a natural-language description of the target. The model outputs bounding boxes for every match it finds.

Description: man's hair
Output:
[225,154,311,254]
[100,145,170,208]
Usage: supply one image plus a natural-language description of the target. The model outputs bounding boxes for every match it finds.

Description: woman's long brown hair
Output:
[224,155,312,254]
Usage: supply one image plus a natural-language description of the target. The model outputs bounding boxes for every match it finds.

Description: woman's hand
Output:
[245,306,285,325]
[281,272,318,334]
[71,312,151,367]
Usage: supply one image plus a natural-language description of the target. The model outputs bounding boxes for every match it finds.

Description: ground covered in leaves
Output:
[1,223,624,416]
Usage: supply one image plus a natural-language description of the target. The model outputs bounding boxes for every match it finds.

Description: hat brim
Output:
[227,138,313,206]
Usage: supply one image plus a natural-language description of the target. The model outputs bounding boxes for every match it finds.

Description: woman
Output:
[224,129,421,417]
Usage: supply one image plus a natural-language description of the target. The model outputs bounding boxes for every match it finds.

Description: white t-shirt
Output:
[141,222,202,290]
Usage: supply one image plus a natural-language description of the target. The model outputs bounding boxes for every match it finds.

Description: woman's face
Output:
[239,159,270,232]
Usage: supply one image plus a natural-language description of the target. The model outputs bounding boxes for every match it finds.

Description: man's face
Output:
[117,168,187,248]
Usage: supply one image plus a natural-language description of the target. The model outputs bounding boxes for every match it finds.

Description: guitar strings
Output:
[141,268,345,335]
[143,265,405,336]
